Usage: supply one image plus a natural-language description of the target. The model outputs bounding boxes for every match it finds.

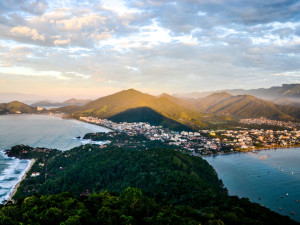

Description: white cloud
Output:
[55,14,106,31]
[54,38,71,46]
[126,66,139,72]
[0,66,68,80]
[10,26,45,41]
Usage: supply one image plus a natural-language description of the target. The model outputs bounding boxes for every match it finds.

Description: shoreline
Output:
[8,159,36,202]
[203,144,300,157]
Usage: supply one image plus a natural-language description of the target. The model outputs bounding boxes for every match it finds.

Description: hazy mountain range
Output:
[30,98,91,107]
[174,83,300,105]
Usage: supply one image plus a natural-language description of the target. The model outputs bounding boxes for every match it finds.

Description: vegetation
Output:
[54,89,235,130]
[13,146,224,207]
[5,144,298,225]
[0,101,38,114]
[0,189,210,225]
[193,93,300,121]
[2,187,298,225]
[5,145,59,159]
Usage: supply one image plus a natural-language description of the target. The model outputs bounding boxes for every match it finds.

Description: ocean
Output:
[205,148,300,222]
[0,114,109,203]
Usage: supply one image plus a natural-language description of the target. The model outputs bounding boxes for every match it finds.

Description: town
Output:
[80,116,300,156]
[240,117,300,129]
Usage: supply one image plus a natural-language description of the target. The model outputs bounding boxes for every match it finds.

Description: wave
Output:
[80,140,109,146]
[0,151,31,203]
[70,119,110,133]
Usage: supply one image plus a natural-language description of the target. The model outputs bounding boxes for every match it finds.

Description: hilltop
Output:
[192,92,299,121]
[0,101,39,114]
[55,89,234,130]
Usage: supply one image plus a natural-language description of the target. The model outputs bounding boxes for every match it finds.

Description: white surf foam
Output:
[0,151,31,203]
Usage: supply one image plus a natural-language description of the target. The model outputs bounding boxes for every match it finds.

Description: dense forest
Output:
[3,144,298,225]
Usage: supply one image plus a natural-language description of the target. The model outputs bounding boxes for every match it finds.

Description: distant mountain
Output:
[57,89,234,130]
[193,92,300,121]
[0,101,38,114]
[61,98,91,106]
[31,101,60,107]
[31,98,91,107]
[0,92,45,104]
[271,97,300,108]
[173,83,300,100]
[224,84,300,99]
[158,93,196,110]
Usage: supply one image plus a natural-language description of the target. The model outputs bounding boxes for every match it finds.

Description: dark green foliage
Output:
[7,145,299,225]
[14,146,224,209]
[5,145,59,159]
[0,189,206,225]
[1,188,298,225]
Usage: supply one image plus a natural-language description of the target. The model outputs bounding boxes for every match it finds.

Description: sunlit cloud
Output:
[11,26,45,41]
[0,0,299,98]
[0,66,90,80]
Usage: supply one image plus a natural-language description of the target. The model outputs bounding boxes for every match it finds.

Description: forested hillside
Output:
[3,144,298,225]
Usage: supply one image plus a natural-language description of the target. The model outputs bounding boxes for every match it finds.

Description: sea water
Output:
[205,148,300,222]
[0,114,109,203]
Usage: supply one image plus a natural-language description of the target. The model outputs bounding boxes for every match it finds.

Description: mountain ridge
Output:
[192,93,299,121]
[56,89,234,130]
[174,83,300,99]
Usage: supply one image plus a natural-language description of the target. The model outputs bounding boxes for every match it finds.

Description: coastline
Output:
[8,159,36,202]
[239,144,300,153]
[202,144,300,157]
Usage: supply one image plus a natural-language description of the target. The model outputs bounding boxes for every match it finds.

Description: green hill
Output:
[58,89,233,130]
[6,144,298,225]
[0,101,38,114]
[194,93,300,121]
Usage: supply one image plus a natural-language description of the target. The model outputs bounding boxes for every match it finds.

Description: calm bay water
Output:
[205,148,300,222]
[0,114,109,203]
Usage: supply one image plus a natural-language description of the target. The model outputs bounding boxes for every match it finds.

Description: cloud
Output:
[55,14,106,31]
[0,0,300,95]
[0,79,6,86]
[0,0,47,15]
[10,26,45,41]
[54,39,71,46]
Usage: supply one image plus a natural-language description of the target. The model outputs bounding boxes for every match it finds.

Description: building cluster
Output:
[210,129,300,150]
[80,117,232,155]
[240,117,300,129]
[81,116,300,154]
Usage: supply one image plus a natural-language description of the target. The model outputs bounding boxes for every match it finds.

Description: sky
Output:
[0,0,300,100]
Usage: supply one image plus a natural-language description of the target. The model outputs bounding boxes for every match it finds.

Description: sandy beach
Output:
[8,159,36,202]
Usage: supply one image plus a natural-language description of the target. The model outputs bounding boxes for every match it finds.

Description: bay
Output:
[0,114,109,203]
[205,148,300,222]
